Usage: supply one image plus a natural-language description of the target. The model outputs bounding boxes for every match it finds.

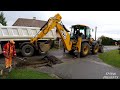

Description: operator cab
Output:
[70,24,91,39]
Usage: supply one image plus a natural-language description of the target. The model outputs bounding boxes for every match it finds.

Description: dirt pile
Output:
[15,55,63,68]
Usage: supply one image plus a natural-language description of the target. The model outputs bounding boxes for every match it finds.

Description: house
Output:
[13,17,47,28]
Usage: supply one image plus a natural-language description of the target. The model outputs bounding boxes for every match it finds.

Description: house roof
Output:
[12,18,47,27]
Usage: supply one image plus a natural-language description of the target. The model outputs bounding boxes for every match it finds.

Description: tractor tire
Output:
[69,49,75,55]
[92,43,99,54]
[21,44,34,57]
[99,45,104,53]
[81,42,90,57]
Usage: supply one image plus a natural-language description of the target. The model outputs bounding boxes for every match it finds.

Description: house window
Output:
[1,28,9,36]
[22,29,29,36]
[12,28,19,36]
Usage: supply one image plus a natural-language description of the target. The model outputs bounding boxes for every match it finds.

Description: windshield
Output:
[70,26,85,38]
[70,25,91,39]
[79,28,85,35]
[70,26,83,38]
[86,27,91,39]
[70,27,74,38]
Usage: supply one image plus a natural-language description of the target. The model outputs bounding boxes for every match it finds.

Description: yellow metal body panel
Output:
[56,23,72,51]
[76,37,82,53]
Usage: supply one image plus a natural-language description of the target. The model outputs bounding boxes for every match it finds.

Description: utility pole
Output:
[95,26,97,40]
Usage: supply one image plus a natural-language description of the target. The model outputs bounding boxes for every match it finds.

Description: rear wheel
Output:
[81,42,90,57]
[21,44,34,57]
[92,43,99,54]
[99,45,104,53]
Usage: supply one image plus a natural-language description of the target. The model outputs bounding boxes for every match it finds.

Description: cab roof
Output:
[71,24,90,28]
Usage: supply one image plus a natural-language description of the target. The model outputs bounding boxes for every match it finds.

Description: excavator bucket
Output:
[39,43,51,53]
[39,39,53,53]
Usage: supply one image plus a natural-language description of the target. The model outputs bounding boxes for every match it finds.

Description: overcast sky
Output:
[2,11,120,40]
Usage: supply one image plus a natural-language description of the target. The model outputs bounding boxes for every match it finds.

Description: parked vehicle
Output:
[0,25,57,56]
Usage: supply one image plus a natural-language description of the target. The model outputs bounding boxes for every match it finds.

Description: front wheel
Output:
[92,43,99,54]
[99,45,104,53]
[81,42,90,57]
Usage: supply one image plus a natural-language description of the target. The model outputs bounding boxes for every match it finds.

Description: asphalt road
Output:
[38,46,120,79]
[103,46,119,52]
[0,46,119,79]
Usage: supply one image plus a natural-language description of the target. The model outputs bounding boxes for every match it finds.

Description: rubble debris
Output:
[15,55,63,68]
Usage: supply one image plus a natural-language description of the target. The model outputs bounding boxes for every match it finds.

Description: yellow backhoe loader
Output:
[29,13,103,57]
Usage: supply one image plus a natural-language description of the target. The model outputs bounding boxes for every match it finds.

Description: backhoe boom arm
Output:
[30,13,73,51]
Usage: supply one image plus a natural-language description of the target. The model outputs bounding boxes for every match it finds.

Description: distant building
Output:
[13,17,46,28]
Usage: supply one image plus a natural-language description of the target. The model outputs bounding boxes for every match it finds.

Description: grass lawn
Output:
[3,68,57,79]
[99,50,120,68]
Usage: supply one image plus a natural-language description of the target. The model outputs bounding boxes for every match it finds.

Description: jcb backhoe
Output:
[70,24,104,57]
[30,13,104,57]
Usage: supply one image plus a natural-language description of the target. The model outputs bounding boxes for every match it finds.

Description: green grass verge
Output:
[5,68,56,79]
[99,50,120,68]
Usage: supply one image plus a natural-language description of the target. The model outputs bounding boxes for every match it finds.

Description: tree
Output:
[99,35,115,45]
[0,12,7,26]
